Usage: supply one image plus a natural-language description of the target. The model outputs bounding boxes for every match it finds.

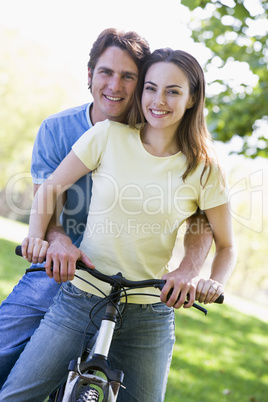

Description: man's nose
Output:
[109,75,122,92]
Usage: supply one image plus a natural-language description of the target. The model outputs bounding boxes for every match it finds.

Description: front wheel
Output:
[76,385,99,402]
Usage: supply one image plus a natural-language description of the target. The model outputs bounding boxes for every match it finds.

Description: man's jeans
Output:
[0,281,175,402]
[0,271,61,388]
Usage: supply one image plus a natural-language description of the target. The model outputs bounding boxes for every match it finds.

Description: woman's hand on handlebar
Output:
[195,278,224,305]
[159,269,225,309]
[45,238,95,283]
[21,237,49,264]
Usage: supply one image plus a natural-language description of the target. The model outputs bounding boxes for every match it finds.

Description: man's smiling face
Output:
[89,46,139,125]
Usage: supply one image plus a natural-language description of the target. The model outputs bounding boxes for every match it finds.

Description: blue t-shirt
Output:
[31,103,93,246]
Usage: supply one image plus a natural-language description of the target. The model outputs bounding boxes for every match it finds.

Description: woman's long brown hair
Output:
[129,48,224,187]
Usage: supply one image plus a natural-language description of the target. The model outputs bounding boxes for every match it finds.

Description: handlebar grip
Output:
[215,293,224,304]
[167,288,224,305]
[15,245,22,256]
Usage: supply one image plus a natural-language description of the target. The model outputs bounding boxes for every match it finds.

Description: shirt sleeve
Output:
[198,163,229,210]
[31,121,61,184]
[72,119,110,171]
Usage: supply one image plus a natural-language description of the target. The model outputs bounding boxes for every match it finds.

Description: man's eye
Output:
[101,70,112,75]
[123,74,135,80]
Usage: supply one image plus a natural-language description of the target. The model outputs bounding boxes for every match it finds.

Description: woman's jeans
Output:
[0,281,175,402]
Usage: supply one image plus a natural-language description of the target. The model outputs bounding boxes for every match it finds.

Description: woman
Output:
[0,49,236,402]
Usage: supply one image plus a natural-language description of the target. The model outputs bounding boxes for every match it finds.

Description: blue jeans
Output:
[0,271,61,389]
[0,281,175,402]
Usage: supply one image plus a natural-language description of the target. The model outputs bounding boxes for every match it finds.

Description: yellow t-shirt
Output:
[71,120,228,303]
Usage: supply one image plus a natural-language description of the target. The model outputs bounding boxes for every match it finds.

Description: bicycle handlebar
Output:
[15,245,224,308]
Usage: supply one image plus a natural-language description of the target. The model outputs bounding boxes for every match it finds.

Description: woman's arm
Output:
[30,184,94,283]
[195,202,237,303]
[160,210,213,309]
[161,203,237,308]
[21,151,91,266]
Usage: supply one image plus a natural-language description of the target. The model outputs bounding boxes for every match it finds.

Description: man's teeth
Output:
[151,110,168,115]
[106,95,122,101]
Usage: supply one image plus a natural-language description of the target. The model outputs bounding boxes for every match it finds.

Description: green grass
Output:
[0,216,29,300]
[0,238,29,301]
[166,307,268,401]
[1,218,268,401]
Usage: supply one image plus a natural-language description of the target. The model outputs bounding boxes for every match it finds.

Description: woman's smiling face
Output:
[141,61,194,133]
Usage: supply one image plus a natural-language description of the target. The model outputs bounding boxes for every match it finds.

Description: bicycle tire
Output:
[76,385,100,402]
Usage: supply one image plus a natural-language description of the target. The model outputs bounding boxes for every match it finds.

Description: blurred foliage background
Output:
[181,0,268,157]
[0,0,267,306]
[179,0,268,305]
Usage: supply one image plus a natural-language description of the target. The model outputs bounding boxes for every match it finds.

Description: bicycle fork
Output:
[62,285,125,401]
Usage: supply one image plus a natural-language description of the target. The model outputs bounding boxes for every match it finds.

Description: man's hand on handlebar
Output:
[160,271,199,309]
[45,237,95,283]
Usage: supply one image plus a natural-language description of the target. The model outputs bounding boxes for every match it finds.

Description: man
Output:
[0,28,213,395]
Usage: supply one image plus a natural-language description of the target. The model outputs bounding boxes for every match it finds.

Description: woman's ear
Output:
[187,95,196,109]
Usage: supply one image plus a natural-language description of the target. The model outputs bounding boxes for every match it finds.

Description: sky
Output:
[0,0,264,101]
[0,0,195,54]
[0,0,202,102]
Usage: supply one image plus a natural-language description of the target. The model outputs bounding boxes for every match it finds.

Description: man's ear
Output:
[88,68,92,90]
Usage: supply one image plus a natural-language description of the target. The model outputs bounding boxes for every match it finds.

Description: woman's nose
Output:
[154,93,166,106]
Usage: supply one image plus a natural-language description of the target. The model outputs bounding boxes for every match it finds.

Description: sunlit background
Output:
[2,0,265,102]
[0,2,268,399]
[1,0,267,311]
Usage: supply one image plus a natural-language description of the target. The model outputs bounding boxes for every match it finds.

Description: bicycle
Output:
[15,245,223,402]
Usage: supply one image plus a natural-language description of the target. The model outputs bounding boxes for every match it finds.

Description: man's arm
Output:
[181,209,213,274]
[160,209,213,308]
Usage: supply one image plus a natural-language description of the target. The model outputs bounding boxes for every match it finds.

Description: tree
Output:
[181,0,268,158]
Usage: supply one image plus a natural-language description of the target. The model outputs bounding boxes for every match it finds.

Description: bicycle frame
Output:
[62,278,125,402]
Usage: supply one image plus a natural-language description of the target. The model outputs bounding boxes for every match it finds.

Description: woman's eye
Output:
[144,86,156,92]
[168,90,179,95]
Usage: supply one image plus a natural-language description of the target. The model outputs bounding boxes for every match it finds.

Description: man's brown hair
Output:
[88,28,150,73]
